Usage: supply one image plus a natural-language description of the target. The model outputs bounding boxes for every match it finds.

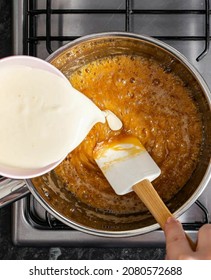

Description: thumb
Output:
[164,217,193,260]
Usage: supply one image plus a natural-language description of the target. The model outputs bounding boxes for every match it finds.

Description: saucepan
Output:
[0,32,210,237]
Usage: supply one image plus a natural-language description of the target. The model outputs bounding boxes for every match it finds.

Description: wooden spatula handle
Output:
[132,179,196,251]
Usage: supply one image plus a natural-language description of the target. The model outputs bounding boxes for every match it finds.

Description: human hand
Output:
[164,217,211,260]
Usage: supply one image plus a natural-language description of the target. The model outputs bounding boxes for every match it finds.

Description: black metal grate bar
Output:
[28,0,38,56]
[196,0,210,61]
[46,0,53,54]
[27,35,210,42]
[27,9,208,15]
[125,0,130,31]
[182,200,210,230]
[195,200,209,224]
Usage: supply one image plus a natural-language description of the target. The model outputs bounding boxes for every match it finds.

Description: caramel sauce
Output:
[93,135,146,174]
[54,55,203,214]
[93,135,145,160]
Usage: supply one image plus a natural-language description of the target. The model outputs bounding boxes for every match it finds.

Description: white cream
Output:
[103,110,123,131]
[0,65,122,169]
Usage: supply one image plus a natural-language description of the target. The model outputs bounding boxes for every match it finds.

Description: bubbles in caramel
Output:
[54,54,203,215]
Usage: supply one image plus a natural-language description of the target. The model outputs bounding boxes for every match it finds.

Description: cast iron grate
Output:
[23,0,210,60]
[21,0,210,231]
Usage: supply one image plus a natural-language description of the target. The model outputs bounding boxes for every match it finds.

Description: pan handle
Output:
[0,177,29,208]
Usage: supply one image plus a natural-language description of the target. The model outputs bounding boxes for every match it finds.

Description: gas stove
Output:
[11,0,210,246]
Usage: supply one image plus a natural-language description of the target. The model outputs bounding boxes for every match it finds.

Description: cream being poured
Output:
[0,64,122,170]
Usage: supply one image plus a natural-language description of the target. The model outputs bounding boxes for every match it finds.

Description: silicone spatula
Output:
[94,135,196,250]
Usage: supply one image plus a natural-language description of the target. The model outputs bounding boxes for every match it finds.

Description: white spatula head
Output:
[94,136,161,195]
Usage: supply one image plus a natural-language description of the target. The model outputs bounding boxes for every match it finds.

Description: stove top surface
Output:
[11,0,211,246]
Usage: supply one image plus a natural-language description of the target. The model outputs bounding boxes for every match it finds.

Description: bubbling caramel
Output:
[54,55,203,215]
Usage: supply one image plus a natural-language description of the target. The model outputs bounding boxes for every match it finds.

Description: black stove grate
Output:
[23,0,210,60]
[21,0,210,232]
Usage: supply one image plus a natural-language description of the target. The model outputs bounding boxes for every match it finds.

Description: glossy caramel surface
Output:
[54,55,202,214]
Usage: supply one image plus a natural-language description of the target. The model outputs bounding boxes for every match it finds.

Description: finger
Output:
[196,224,211,259]
[164,217,193,260]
